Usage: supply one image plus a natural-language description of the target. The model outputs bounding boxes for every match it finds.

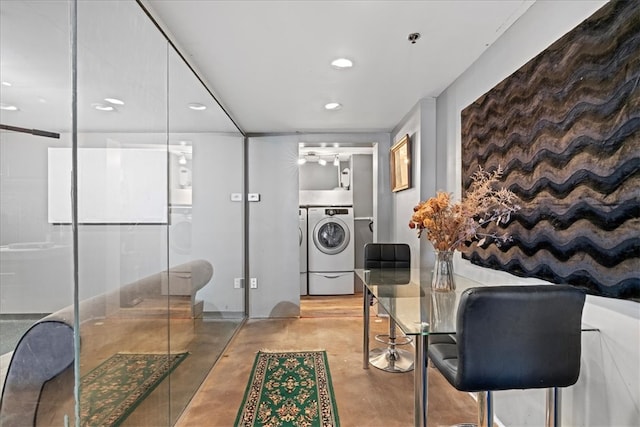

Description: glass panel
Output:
[166,45,245,423]
[0,1,73,425]
[358,268,486,335]
[1,2,245,425]
[75,1,170,426]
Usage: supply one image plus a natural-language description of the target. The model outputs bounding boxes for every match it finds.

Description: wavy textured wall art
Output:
[461,0,639,300]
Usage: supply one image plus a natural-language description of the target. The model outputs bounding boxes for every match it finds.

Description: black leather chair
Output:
[428,285,586,427]
[364,243,413,372]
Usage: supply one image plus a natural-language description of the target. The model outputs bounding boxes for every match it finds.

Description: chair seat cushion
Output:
[428,342,458,386]
[429,334,457,345]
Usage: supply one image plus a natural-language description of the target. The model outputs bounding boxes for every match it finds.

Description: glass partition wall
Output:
[0,1,245,425]
[0,0,75,391]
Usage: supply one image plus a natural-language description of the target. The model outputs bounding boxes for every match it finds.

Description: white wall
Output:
[247,132,390,317]
[434,0,639,425]
[0,131,245,316]
[0,133,74,313]
[352,154,374,273]
[391,98,437,272]
[191,134,245,315]
[247,136,300,318]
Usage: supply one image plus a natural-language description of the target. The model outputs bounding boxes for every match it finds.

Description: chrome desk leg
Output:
[478,391,493,427]
[546,387,561,427]
[414,334,428,427]
[363,287,370,369]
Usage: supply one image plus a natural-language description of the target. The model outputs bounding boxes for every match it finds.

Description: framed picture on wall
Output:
[390,134,411,192]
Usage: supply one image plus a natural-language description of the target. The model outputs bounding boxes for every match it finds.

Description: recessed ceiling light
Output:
[188,103,207,111]
[1,81,12,87]
[92,103,115,112]
[324,102,342,111]
[331,58,353,69]
[104,97,124,105]
[0,103,18,111]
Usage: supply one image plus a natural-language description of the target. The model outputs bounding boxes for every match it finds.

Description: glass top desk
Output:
[356,268,482,427]
[357,268,513,427]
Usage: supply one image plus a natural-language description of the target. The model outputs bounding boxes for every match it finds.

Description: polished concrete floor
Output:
[177,295,479,427]
[33,315,242,426]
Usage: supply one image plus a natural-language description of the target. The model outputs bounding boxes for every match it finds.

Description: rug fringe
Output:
[258,348,326,353]
[116,351,190,355]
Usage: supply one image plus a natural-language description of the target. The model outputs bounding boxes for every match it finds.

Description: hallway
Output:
[177,295,478,426]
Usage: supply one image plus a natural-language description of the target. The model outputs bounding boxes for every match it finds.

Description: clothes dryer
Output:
[299,207,308,295]
[308,207,354,295]
[168,205,192,265]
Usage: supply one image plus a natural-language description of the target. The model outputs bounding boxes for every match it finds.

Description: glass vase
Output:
[431,291,456,330]
[431,250,456,292]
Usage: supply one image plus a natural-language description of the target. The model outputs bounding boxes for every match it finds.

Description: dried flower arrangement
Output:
[409,166,521,252]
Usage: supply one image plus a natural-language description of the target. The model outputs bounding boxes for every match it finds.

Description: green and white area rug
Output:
[80,352,188,426]
[235,350,340,427]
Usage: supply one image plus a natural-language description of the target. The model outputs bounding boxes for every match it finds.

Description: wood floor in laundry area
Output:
[177,293,479,427]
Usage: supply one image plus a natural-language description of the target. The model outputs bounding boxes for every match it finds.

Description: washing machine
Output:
[308,207,355,295]
[299,207,308,295]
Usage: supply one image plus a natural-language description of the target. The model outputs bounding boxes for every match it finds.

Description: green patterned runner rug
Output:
[235,350,340,427]
[80,352,188,426]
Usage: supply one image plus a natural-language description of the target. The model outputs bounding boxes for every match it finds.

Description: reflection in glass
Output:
[1,1,245,425]
[166,45,245,424]
[74,1,172,425]
[0,1,74,424]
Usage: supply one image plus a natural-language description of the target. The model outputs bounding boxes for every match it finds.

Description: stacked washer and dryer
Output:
[299,208,308,295]
[306,206,355,295]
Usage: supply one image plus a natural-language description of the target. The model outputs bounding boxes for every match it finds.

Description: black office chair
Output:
[364,243,413,373]
[428,285,586,427]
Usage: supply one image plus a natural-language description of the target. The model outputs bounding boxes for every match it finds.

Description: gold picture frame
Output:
[390,134,411,192]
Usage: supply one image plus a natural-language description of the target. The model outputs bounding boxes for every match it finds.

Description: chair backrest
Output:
[364,243,411,269]
[454,285,586,392]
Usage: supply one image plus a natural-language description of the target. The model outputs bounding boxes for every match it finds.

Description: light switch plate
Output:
[230,193,242,202]
[247,193,260,202]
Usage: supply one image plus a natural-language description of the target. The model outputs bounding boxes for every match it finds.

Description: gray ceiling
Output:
[0,0,239,135]
[0,1,536,136]
[142,0,536,134]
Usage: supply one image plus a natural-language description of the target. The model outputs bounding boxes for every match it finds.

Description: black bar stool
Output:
[428,285,586,427]
[364,243,414,373]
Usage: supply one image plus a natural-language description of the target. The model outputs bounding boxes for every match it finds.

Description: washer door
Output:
[313,217,350,255]
[170,219,192,255]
